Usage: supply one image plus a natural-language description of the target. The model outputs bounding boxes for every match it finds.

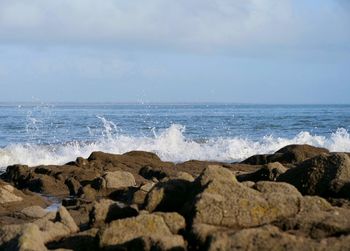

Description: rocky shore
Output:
[1,144,350,250]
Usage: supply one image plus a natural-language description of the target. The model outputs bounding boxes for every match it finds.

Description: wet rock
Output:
[241,144,329,165]
[277,153,350,197]
[99,213,185,251]
[237,162,287,182]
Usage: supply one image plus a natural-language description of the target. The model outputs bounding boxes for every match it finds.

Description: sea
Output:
[0,103,349,171]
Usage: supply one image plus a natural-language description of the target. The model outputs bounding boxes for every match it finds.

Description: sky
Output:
[0,0,349,104]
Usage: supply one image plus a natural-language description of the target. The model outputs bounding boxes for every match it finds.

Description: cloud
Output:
[0,0,349,53]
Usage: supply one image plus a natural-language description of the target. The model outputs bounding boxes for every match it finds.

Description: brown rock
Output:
[277,153,350,197]
[99,214,185,250]
[241,144,329,165]
[191,165,301,228]
[237,162,287,182]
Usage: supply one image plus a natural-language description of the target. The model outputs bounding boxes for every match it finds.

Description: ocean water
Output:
[0,103,349,170]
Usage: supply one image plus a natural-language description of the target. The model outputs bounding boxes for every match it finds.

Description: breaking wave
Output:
[0,122,350,170]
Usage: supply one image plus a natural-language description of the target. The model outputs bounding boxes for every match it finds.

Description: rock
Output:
[0,165,30,188]
[191,165,301,229]
[89,199,138,227]
[130,182,156,206]
[28,175,69,196]
[103,171,136,189]
[276,196,350,238]
[33,206,79,243]
[99,214,185,250]
[46,228,99,251]
[0,223,47,251]
[175,172,195,182]
[153,212,186,234]
[21,206,48,219]
[0,182,23,203]
[277,153,350,197]
[65,178,82,196]
[241,144,329,165]
[139,166,167,180]
[237,162,287,182]
[202,225,321,251]
[144,179,193,213]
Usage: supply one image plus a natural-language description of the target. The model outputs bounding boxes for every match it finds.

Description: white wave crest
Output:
[0,124,350,170]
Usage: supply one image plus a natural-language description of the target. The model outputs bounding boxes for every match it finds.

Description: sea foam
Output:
[0,123,350,170]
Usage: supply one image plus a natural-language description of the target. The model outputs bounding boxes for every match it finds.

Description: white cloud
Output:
[0,0,348,52]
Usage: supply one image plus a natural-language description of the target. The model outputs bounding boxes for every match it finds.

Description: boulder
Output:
[0,182,23,203]
[191,165,301,228]
[46,228,99,251]
[277,153,350,197]
[201,225,321,251]
[99,213,185,250]
[20,206,48,219]
[144,178,193,213]
[237,162,287,182]
[241,144,329,165]
[31,206,79,243]
[276,196,350,238]
[0,223,47,251]
[89,199,138,227]
[102,171,136,189]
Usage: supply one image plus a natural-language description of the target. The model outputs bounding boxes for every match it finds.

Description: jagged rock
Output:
[191,165,301,228]
[277,153,350,197]
[237,162,287,182]
[99,213,185,250]
[241,144,329,165]
[89,199,138,227]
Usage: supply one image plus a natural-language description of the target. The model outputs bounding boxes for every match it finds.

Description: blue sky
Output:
[0,0,349,103]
